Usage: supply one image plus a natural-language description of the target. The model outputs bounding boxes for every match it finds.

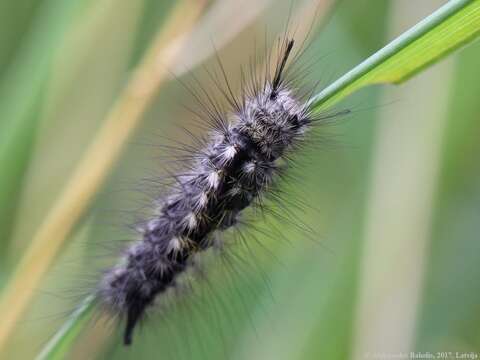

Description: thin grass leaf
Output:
[309,0,480,110]
[35,296,96,360]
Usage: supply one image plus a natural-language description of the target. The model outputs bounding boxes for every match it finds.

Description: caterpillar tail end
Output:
[123,304,144,346]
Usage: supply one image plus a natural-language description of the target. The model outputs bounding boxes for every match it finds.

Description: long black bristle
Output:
[271,39,295,98]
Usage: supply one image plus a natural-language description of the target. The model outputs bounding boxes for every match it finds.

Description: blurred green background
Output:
[1,0,479,359]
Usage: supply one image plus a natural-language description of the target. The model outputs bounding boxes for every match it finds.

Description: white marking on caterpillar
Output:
[243,161,256,174]
[196,192,209,209]
[167,236,184,254]
[185,212,197,230]
[206,170,221,189]
[96,34,345,347]
[223,144,237,160]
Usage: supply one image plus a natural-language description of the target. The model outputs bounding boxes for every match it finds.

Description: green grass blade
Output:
[35,296,96,360]
[0,0,84,259]
[309,0,480,110]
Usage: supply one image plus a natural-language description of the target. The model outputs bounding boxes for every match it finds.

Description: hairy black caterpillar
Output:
[99,34,340,346]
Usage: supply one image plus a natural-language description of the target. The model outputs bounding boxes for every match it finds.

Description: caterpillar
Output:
[99,34,341,346]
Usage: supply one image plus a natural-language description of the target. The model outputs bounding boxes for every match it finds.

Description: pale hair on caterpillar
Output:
[98,16,345,346]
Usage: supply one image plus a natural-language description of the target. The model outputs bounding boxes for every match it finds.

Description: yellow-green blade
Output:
[310,0,480,110]
[35,296,96,360]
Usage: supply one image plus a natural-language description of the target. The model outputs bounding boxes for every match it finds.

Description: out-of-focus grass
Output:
[1,0,480,359]
[0,0,85,264]
[416,39,480,352]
